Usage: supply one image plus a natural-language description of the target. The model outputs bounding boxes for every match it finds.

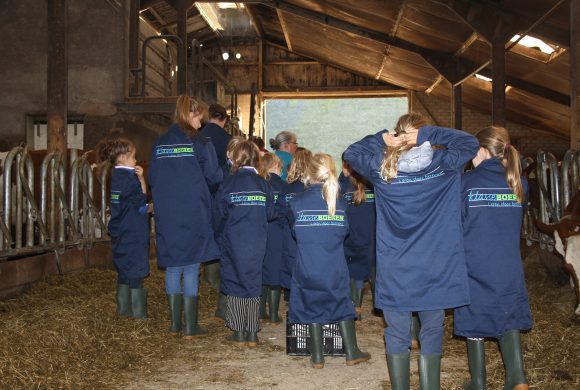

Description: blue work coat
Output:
[454,158,533,338]
[214,167,276,298]
[200,122,231,168]
[288,184,357,324]
[108,167,150,280]
[344,126,479,311]
[148,124,222,268]
[277,180,307,289]
[339,173,376,281]
[262,173,285,286]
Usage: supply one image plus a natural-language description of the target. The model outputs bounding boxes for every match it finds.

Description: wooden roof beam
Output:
[245,4,265,38]
[277,8,293,51]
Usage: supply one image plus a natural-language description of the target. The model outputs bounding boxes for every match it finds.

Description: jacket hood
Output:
[397,141,433,173]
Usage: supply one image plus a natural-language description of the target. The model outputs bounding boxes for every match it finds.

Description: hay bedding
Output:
[0,245,578,389]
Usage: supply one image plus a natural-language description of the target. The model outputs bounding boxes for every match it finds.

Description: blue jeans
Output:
[118,276,143,289]
[165,263,201,297]
[383,309,445,355]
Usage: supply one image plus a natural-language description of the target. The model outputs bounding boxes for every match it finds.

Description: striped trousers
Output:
[226,295,261,332]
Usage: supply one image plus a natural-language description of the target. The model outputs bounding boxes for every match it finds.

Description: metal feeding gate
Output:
[522,149,580,250]
[0,145,112,274]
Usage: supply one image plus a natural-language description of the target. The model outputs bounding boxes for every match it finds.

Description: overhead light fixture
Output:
[222,51,230,61]
[475,74,492,82]
[235,52,242,60]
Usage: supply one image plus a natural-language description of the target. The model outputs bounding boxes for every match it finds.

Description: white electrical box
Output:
[29,120,84,151]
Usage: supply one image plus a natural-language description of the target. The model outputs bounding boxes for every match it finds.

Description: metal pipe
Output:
[546,152,561,220]
[141,35,183,97]
[561,150,574,208]
[2,147,23,250]
[24,155,34,247]
[99,161,111,237]
[15,153,23,248]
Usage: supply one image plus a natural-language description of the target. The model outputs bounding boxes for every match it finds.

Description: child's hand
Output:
[135,165,144,179]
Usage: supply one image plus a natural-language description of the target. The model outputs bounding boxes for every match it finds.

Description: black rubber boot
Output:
[167,293,183,334]
[387,353,410,390]
[499,330,529,390]
[419,354,441,390]
[246,331,258,347]
[259,285,269,319]
[183,295,208,339]
[463,338,486,390]
[130,288,147,319]
[226,330,246,346]
[411,314,420,350]
[116,284,131,317]
[268,286,282,324]
[215,292,227,320]
[338,319,371,365]
[309,323,325,369]
[203,260,221,291]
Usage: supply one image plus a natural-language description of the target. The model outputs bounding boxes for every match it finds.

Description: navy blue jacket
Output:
[277,179,308,289]
[214,167,276,298]
[339,173,376,281]
[108,167,150,280]
[201,122,231,168]
[262,173,285,286]
[454,158,532,338]
[288,184,357,324]
[344,126,479,311]
[148,124,222,268]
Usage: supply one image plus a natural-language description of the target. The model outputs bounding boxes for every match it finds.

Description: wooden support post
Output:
[176,0,189,95]
[258,39,264,92]
[451,84,462,129]
[47,0,67,164]
[249,84,256,140]
[491,39,506,127]
[129,0,140,96]
[572,0,580,149]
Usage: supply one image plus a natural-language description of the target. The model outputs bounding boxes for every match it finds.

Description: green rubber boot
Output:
[268,286,282,324]
[259,285,269,319]
[183,295,208,339]
[387,353,410,390]
[215,292,227,320]
[419,354,441,390]
[463,338,486,390]
[226,330,246,346]
[499,331,529,390]
[349,279,363,320]
[309,323,325,369]
[116,284,132,317]
[338,319,371,365]
[130,288,147,319]
[246,331,258,347]
[167,294,183,334]
[203,260,221,291]
[411,314,421,350]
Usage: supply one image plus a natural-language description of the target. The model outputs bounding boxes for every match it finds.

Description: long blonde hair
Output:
[475,126,524,203]
[380,113,429,182]
[287,148,312,183]
[259,153,282,179]
[174,94,203,136]
[306,153,339,216]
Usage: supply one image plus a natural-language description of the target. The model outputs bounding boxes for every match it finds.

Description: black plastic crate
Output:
[286,320,345,356]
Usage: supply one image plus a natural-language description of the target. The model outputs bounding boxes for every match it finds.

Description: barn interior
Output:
[0,0,579,389]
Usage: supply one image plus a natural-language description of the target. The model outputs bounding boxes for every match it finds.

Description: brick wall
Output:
[415,92,570,159]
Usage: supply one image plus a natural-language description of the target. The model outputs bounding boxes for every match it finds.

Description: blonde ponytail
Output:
[379,113,428,182]
[475,126,524,203]
[306,153,339,216]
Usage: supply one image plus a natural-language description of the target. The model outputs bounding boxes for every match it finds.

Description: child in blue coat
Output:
[289,153,370,369]
[344,113,479,389]
[258,153,285,324]
[278,149,312,299]
[98,138,150,319]
[455,126,532,390]
[214,139,275,347]
[149,95,223,339]
[339,158,376,321]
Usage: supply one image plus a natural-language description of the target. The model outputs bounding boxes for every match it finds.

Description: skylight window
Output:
[510,34,556,55]
[475,74,492,82]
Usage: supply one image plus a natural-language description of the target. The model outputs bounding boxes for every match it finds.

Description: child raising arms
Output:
[98,138,150,319]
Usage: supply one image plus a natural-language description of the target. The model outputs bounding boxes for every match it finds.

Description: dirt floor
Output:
[1,245,579,389]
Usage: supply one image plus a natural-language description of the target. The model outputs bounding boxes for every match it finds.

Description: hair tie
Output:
[504,143,511,153]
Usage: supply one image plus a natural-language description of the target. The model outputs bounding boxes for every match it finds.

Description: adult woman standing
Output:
[149,95,222,339]
[269,130,298,181]
[455,126,532,390]
[344,113,479,389]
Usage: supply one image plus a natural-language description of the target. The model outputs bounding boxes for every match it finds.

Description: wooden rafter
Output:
[245,4,264,38]
[277,8,293,51]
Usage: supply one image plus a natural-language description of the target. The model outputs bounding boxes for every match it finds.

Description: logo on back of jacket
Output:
[375,166,445,185]
[466,187,522,208]
[155,143,195,159]
[295,210,346,227]
[343,191,375,204]
[229,191,267,206]
[111,190,121,204]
